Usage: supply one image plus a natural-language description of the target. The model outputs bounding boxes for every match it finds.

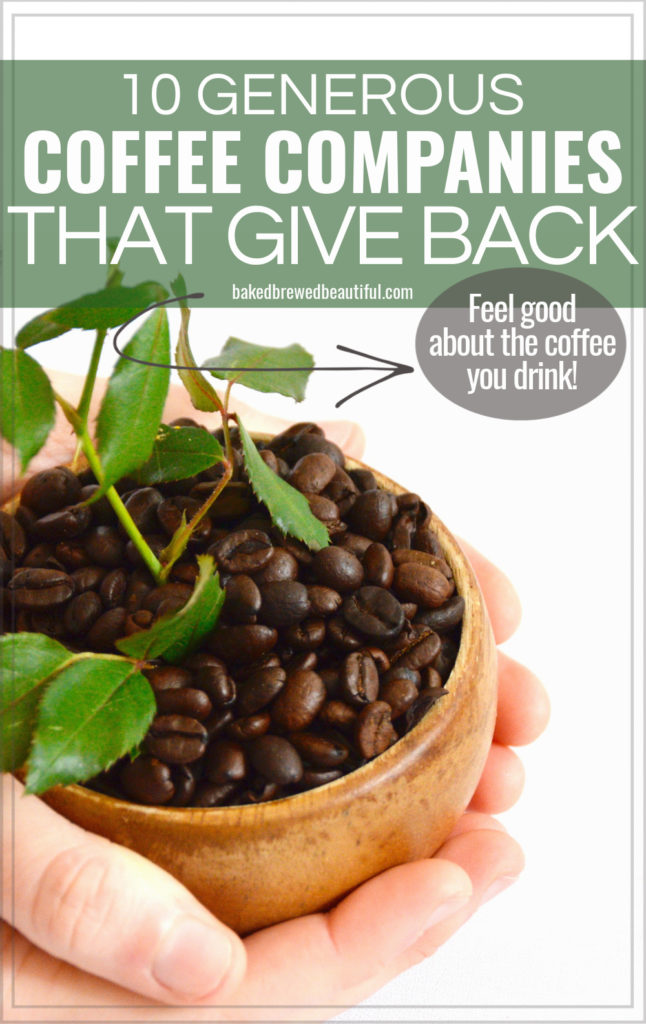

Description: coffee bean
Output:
[209,624,278,664]
[20,467,81,515]
[355,701,397,758]
[236,666,286,716]
[391,630,441,671]
[289,732,349,768]
[123,488,163,532]
[214,530,273,574]
[157,497,211,546]
[306,585,342,617]
[8,567,74,609]
[342,586,404,640]
[327,615,363,651]
[119,756,175,804]
[193,781,238,807]
[204,708,235,738]
[79,485,114,525]
[156,687,213,720]
[415,594,465,632]
[85,607,128,651]
[123,610,154,635]
[248,735,303,785]
[382,664,421,686]
[242,779,282,804]
[63,591,103,635]
[403,686,448,731]
[124,572,152,612]
[259,448,280,473]
[170,562,200,585]
[54,541,90,570]
[319,700,358,733]
[169,765,197,806]
[205,739,247,784]
[394,562,454,609]
[289,453,338,494]
[379,676,419,718]
[271,669,326,731]
[301,769,344,789]
[30,608,68,638]
[251,547,298,584]
[348,490,396,541]
[363,543,394,588]
[348,468,377,492]
[433,634,460,681]
[146,665,193,691]
[99,568,128,609]
[33,504,92,542]
[146,715,208,764]
[224,574,262,623]
[391,512,417,550]
[340,651,380,707]
[322,467,358,515]
[21,543,58,569]
[226,712,271,742]
[142,583,192,615]
[303,494,340,529]
[338,533,373,558]
[194,481,253,521]
[282,617,326,651]
[259,580,311,628]
[312,547,363,592]
[85,526,126,568]
[414,526,444,557]
[192,663,236,707]
[0,512,26,562]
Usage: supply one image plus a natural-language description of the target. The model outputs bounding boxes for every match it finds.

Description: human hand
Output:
[1,375,549,1021]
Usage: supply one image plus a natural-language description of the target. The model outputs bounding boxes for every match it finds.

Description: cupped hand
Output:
[1,376,550,1021]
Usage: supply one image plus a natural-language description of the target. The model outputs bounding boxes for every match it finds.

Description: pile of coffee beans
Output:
[0,422,464,807]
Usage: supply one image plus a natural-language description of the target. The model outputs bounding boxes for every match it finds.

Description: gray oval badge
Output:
[415,269,626,420]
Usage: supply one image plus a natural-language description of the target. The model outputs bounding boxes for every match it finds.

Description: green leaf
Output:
[175,307,222,414]
[0,348,56,472]
[25,657,155,794]
[116,554,225,664]
[96,308,170,493]
[0,634,71,772]
[135,425,223,485]
[236,416,330,551]
[205,338,314,402]
[16,282,168,349]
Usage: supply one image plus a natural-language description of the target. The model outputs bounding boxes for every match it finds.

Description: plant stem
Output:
[158,459,233,582]
[79,429,163,583]
[220,380,235,468]
[77,329,106,426]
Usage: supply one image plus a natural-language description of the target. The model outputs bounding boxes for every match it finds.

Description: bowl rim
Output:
[8,445,479,822]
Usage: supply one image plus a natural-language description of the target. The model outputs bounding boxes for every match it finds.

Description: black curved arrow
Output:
[112,292,414,409]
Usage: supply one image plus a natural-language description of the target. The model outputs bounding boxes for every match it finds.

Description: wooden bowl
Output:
[13,456,497,936]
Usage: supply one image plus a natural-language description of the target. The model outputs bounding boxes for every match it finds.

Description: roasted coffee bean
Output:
[209,624,278,664]
[236,666,286,716]
[414,526,444,557]
[394,562,454,608]
[63,591,103,635]
[382,664,421,686]
[268,422,324,456]
[269,530,313,567]
[85,607,127,651]
[362,645,390,673]
[123,610,154,635]
[79,485,114,525]
[349,468,377,492]
[85,526,125,568]
[306,585,342,617]
[259,448,280,473]
[13,505,37,538]
[169,765,197,806]
[8,567,74,609]
[214,530,273,574]
[146,665,193,691]
[303,494,340,528]
[20,467,81,515]
[319,699,358,732]
[322,467,358,515]
[397,492,421,514]
[192,664,236,707]
[271,669,326,731]
[170,562,200,585]
[99,568,128,609]
[433,634,460,681]
[327,615,363,651]
[391,512,417,550]
[195,481,253,521]
[248,735,303,785]
[119,756,175,805]
[226,712,271,742]
[193,781,237,807]
[401,602,419,620]
[30,608,68,638]
[289,732,349,768]
[156,687,213,720]
[289,453,338,494]
[241,779,282,804]
[379,676,419,718]
[0,512,26,562]
[348,490,396,542]
[205,739,247,784]
[259,580,310,629]
[363,543,394,588]
[415,594,465,632]
[124,487,163,532]
[251,547,298,584]
[146,715,208,764]
[338,533,373,558]
[301,769,344,789]
[284,650,318,673]
[157,497,211,546]
[391,630,441,671]
[393,548,452,579]
[224,574,261,623]
[124,572,152,611]
[340,650,380,707]
[403,686,448,731]
[422,666,445,690]
[142,583,192,615]
[204,708,235,738]
[33,504,92,542]
[21,542,58,568]
[236,653,281,679]
[343,586,404,640]
[55,541,90,570]
[282,617,326,651]
[312,547,363,592]
[355,701,397,758]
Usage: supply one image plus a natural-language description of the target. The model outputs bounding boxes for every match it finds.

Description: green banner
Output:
[2,61,644,307]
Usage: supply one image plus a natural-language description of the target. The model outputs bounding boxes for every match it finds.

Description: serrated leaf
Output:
[25,656,155,794]
[236,417,329,551]
[135,425,223,485]
[16,282,168,349]
[205,338,314,402]
[116,554,225,664]
[0,348,56,472]
[96,309,170,493]
[175,308,222,414]
[0,634,72,771]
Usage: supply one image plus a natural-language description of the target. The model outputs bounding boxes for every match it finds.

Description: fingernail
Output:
[152,917,233,998]
[482,874,520,904]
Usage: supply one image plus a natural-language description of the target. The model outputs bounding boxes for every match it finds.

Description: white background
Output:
[2,2,644,1021]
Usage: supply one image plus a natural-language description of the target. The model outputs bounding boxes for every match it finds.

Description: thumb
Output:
[2,775,246,1004]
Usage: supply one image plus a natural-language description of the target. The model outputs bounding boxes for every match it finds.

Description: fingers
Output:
[240,859,473,1005]
[495,651,551,747]
[458,539,522,643]
[468,743,525,814]
[2,776,246,1006]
